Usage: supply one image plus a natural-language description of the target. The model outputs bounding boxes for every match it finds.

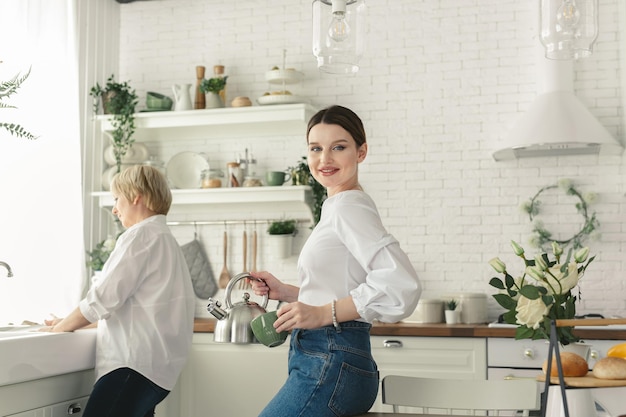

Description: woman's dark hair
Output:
[306,105,366,146]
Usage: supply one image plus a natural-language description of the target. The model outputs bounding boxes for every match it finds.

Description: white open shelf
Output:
[93,185,310,207]
[97,103,316,141]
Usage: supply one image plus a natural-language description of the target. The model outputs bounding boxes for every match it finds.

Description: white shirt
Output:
[79,215,194,390]
[298,190,421,323]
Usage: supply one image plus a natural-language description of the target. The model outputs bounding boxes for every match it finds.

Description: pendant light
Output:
[540,0,599,60]
[312,0,367,74]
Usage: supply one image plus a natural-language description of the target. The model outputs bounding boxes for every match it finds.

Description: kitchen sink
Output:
[0,331,48,339]
[0,327,96,386]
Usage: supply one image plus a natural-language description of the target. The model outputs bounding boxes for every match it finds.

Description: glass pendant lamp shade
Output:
[312,0,366,74]
[540,0,598,60]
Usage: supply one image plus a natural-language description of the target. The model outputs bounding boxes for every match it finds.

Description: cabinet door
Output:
[5,396,88,417]
[369,336,487,413]
[177,334,289,417]
[5,409,46,417]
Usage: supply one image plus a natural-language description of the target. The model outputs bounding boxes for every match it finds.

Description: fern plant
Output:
[0,67,37,140]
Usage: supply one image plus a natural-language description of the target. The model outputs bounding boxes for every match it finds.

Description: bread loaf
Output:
[542,351,588,377]
[593,356,626,380]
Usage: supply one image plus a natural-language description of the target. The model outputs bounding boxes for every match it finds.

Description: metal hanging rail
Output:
[167,218,311,227]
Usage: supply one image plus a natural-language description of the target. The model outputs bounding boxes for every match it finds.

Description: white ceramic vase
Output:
[268,234,293,259]
[445,310,461,324]
[205,92,224,108]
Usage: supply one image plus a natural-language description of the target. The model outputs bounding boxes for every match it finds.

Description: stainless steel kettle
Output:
[207,272,268,343]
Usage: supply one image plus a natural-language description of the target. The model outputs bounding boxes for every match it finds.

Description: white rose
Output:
[541,262,579,295]
[102,238,117,252]
[515,295,549,329]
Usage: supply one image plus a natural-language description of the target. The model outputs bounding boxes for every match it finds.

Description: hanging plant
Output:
[288,156,327,227]
[520,179,599,250]
[0,66,37,140]
[89,74,138,173]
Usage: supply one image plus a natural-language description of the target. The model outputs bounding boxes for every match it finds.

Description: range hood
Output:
[493,55,624,161]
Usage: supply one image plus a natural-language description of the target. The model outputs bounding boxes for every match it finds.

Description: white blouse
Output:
[80,215,194,390]
[298,190,421,323]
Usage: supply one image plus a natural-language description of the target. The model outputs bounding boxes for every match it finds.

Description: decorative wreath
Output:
[520,179,599,250]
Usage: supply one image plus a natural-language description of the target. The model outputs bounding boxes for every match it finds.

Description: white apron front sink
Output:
[0,327,96,386]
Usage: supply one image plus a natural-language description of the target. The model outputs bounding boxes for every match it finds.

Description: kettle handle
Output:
[224,272,268,309]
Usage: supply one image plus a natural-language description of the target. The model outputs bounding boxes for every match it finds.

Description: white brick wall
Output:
[114,0,626,320]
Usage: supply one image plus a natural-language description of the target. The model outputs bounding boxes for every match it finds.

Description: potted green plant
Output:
[1,67,37,140]
[200,76,228,108]
[288,156,327,227]
[267,219,297,259]
[90,74,138,172]
[267,219,297,235]
[444,299,460,324]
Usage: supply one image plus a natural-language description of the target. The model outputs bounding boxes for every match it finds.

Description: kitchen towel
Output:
[181,238,217,299]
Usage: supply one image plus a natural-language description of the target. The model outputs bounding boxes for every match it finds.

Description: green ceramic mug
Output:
[250,310,288,347]
[265,171,291,186]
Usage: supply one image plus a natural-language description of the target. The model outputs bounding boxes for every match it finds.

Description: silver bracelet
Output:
[331,300,341,332]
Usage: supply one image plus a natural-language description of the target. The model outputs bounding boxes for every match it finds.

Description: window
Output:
[0,0,84,323]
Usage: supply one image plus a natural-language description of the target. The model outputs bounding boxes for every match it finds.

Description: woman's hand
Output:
[39,314,64,332]
[247,271,286,300]
[274,302,328,332]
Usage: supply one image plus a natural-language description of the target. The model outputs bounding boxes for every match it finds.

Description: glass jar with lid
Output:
[201,169,224,188]
[226,162,242,187]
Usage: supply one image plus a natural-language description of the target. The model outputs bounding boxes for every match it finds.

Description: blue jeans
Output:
[259,321,379,417]
[83,368,169,417]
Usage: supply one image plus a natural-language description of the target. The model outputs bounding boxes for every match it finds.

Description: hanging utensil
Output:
[251,229,257,272]
[218,229,230,289]
[239,229,248,289]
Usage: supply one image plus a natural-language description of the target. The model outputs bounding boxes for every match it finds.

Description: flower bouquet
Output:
[86,235,119,272]
[489,240,595,346]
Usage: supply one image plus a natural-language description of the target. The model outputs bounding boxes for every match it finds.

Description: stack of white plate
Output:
[166,151,210,189]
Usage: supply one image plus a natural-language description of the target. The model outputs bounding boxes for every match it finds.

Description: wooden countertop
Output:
[193,318,626,340]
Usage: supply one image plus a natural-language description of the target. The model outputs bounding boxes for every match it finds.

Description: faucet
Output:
[0,261,13,277]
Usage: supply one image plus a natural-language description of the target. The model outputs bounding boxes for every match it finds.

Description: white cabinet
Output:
[369,336,487,413]
[6,396,89,417]
[0,371,93,417]
[157,334,487,416]
[166,333,289,417]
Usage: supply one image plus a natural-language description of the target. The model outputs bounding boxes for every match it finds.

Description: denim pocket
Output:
[328,360,379,416]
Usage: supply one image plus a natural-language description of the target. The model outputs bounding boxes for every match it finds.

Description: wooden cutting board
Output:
[537,372,626,387]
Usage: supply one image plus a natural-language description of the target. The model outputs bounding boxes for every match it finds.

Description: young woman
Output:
[250,105,421,417]
[43,165,195,417]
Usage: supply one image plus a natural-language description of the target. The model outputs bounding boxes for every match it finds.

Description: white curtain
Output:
[0,0,85,323]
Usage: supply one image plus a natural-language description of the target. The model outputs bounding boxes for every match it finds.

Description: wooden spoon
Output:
[218,230,230,289]
[251,230,257,272]
[239,230,248,289]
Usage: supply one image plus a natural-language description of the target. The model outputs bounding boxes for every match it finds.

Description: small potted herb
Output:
[267,219,297,259]
[444,299,461,324]
[267,219,297,235]
[200,76,228,108]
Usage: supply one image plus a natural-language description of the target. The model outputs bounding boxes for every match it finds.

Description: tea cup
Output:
[250,310,288,347]
[265,171,291,186]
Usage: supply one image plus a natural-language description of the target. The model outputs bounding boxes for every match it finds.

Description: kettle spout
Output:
[207,298,227,320]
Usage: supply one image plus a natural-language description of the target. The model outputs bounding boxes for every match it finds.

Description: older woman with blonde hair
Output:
[43,165,194,417]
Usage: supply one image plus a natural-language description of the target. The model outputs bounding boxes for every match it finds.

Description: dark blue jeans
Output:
[83,368,169,417]
[259,321,379,417]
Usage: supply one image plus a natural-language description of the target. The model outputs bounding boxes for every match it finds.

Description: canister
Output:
[442,292,487,324]
[405,299,444,323]
[226,162,242,187]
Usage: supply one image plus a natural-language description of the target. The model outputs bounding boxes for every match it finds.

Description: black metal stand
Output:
[540,320,570,417]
